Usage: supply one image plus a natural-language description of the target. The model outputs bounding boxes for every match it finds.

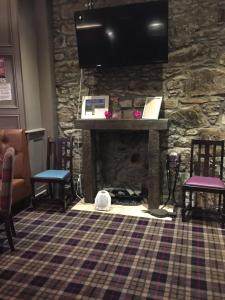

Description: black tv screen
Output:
[74,0,168,68]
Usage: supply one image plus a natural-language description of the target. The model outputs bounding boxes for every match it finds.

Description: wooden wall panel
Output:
[0,0,13,46]
[0,115,20,128]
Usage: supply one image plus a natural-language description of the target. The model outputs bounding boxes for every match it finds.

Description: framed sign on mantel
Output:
[142,96,162,119]
[81,95,109,119]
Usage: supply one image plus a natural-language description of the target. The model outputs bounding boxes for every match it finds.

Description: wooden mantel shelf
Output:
[74,119,168,131]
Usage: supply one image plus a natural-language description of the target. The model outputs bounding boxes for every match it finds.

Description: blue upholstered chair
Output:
[31,137,75,211]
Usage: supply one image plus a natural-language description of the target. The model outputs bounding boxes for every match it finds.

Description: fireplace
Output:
[96,130,148,201]
[74,119,168,209]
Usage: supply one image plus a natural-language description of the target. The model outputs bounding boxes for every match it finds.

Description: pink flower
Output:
[133,110,142,119]
[104,111,112,119]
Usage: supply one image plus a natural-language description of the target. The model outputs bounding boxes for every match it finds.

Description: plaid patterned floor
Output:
[0,204,225,300]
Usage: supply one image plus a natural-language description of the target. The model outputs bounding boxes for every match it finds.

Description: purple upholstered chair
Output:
[182,139,225,228]
[0,147,16,251]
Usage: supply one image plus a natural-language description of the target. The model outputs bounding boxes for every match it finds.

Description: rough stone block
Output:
[58,107,74,122]
[164,99,178,109]
[123,109,134,119]
[189,68,225,96]
[54,35,66,48]
[133,98,146,108]
[169,105,209,129]
[55,53,65,61]
[119,99,132,108]
[186,129,199,136]
[198,128,225,140]
[61,3,83,19]
[180,98,208,104]
[61,23,75,35]
[59,122,74,129]
[167,76,187,97]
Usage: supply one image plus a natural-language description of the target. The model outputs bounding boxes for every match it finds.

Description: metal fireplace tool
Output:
[149,152,181,218]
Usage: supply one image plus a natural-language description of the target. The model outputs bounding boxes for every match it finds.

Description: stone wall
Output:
[52,0,225,201]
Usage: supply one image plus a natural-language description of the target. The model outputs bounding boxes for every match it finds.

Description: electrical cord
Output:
[75,69,84,199]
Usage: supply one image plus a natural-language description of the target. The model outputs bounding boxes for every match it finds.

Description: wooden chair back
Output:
[47,137,74,173]
[190,140,224,179]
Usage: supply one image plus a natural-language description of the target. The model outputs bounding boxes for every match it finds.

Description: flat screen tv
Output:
[74,0,168,68]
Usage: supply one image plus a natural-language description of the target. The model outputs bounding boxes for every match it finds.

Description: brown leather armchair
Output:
[0,129,32,206]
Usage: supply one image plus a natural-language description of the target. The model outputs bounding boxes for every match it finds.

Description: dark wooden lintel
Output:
[75,119,168,131]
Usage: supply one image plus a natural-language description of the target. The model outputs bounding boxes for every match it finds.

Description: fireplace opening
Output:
[131,152,140,163]
[96,130,148,203]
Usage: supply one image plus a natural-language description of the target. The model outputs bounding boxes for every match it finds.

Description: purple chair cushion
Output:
[184,176,225,189]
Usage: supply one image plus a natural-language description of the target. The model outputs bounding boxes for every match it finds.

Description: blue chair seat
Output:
[32,170,70,181]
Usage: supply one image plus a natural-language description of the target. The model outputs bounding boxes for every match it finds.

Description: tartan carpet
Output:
[0,204,225,300]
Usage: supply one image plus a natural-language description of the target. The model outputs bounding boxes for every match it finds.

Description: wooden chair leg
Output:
[10,215,16,237]
[182,187,186,222]
[222,193,225,229]
[218,194,222,212]
[31,181,36,208]
[70,177,76,200]
[189,191,193,209]
[5,216,15,251]
[60,183,66,212]
[48,183,53,199]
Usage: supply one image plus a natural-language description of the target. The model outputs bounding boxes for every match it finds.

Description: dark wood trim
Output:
[148,130,160,209]
[74,119,168,131]
[82,130,97,202]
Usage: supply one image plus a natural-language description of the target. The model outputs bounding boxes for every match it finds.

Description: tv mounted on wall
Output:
[74,0,168,68]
